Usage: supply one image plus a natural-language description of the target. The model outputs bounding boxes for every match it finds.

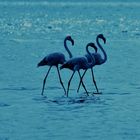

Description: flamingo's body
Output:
[85,53,103,65]
[38,36,74,96]
[60,43,97,97]
[77,34,107,93]
[38,52,65,67]
[61,57,92,70]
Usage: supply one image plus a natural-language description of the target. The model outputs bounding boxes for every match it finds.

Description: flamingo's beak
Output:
[95,46,97,52]
[103,37,106,44]
[71,39,74,46]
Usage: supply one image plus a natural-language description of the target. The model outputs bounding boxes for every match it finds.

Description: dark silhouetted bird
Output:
[60,42,97,97]
[77,34,107,94]
[37,36,74,96]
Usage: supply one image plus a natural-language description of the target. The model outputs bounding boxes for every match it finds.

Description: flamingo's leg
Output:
[56,66,66,95]
[41,66,52,96]
[78,70,89,96]
[77,70,87,93]
[67,71,75,97]
[91,68,99,93]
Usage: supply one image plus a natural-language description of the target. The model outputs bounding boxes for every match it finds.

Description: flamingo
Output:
[60,43,97,97]
[77,34,107,94]
[37,36,74,96]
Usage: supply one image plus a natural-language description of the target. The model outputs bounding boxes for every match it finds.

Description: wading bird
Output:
[77,34,107,94]
[37,36,74,96]
[60,43,97,97]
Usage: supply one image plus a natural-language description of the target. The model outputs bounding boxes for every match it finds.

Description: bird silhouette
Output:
[77,34,107,94]
[60,43,97,97]
[37,36,74,96]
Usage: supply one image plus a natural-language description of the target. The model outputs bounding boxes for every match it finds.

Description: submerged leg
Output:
[41,66,52,96]
[78,71,89,96]
[91,68,99,93]
[67,71,75,97]
[77,70,87,93]
[56,66,66,95]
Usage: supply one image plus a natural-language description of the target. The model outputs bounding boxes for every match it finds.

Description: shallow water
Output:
[0,1,140,140]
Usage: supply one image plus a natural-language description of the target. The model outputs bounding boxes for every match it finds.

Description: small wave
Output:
[0,2,140,7]
[33,94,104,105]
[10,38,45,43]
[0,102,10,107]
[136,87,140,89]
[106,92,132,96]
[121,92,132,95]
[0,87,39,91]
[134,33,140,36]
[49,96,87,105]
[0,137,9,140]
[47,86,62,90]
[32,96,47,102]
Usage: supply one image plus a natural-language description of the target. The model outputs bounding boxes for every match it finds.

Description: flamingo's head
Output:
[66,35,74,46]
[87,42,97,53]
[98,34,106,44]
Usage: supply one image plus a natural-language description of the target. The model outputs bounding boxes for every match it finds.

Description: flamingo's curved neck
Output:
[96,36,107,64]
[64,38,72,58]
[86,45,96,68]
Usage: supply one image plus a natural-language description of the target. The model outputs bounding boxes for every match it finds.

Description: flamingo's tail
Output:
[60,63,68,70]
[37,57,48,67]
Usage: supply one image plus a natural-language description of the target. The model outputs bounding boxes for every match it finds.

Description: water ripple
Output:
[0,87,39,91]
[0,102,10,107]
[0,2,140,7]
[33,94,105,106]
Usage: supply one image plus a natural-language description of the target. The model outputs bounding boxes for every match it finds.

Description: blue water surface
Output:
[0,1,140,140]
